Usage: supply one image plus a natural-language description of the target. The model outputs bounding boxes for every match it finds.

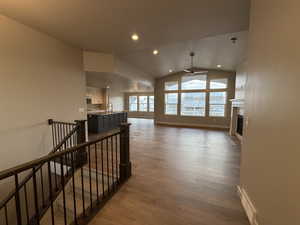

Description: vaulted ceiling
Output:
[0,0,250,77]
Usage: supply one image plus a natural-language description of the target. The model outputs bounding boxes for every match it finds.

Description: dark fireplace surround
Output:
[236,115,244,136]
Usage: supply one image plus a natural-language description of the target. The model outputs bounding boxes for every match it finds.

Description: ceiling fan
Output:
[183,52,208,74]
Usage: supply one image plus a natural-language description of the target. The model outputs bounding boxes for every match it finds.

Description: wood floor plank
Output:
[89,118,249,225]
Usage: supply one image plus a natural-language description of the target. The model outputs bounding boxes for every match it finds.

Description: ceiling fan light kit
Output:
[183,52,208,75]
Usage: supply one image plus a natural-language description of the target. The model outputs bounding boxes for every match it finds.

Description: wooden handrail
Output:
[0,129,121,180]
[0,120,80,209]
[0,122,131,225]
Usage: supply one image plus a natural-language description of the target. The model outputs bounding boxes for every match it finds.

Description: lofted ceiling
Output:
[119,31,248,77]
[0,0,250,77]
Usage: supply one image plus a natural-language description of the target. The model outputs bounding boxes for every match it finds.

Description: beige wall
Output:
[124,92,154,119]
[240,1,300,224]
[83,51,115,73]
[235,61,248,100]
[0,14,86,171]
[86,72,154,112]
[154,70,235,128]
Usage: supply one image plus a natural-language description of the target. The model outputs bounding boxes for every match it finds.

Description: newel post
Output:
[119,123,132,183]
[75,120,87,167]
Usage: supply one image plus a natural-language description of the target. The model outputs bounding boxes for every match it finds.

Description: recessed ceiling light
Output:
[153,49,159,55]
[131,33,139,41]
[217,65,222,68]
[169,69,173,73]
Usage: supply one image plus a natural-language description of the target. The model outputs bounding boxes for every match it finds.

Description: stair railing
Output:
[0,119,85,225]
[0,122,131,225]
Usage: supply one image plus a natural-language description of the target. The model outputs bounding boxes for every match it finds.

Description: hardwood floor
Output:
[89,118,249,225]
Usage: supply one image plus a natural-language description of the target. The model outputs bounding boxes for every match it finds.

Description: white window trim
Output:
[164,93,178,115]
[208,91,227,117]
[129,96,138,112]
[128,94,155,113]
[163,76,229,118]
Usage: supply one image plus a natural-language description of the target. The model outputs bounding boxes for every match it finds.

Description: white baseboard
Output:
[237,186,259,225]
[235,133,243,142]
[155,121,229,130]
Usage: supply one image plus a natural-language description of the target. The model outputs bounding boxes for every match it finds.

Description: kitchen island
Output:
[87,111,128,134]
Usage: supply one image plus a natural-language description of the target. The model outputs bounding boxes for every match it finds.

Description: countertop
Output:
[87,111,127,116]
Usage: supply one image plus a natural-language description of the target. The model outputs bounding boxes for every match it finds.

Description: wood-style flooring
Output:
[89,118,249,225]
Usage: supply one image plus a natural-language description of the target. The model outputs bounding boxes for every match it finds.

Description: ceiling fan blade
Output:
[194,71,208,74]
[183,69,191,73]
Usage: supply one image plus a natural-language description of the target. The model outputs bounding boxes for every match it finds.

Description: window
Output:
[165,81,178,91]
[181,74,207,90]
[129,96,137,111]
[165,93,178,115]
[149,96,154,112]
[210,79,228,89]
[181,92,206,116]
[209,92,227,117]
[164,75,229,118]
[139,96,148,112]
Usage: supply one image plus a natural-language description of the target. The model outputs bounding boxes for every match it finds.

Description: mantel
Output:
[230,99,245,108]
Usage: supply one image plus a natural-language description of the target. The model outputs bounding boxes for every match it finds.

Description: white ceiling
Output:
[119,31,248,77]
[0,0,250,77]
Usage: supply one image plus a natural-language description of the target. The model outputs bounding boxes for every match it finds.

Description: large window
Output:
[165,81,178,91]
[180,75,207,117]
[209,92,227,117]
[210,79,228,89]
[128,94,154,113]
[164,75,229,118]
[149,96,154,112]
[165,93,178,115]
[129,96,137,111]
[181,92,206,116]
[139,96,148,112]
[181,74,207,90]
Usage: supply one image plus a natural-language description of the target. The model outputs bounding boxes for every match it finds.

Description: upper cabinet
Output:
[86,86,106,104]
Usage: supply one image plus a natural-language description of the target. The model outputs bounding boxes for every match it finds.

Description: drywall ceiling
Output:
[0,0,250,77]
[119,31,248,76]
[86,72,153,92]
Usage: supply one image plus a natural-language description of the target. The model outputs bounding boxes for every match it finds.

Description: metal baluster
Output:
[54,123,58,146]
[101,141,105,197]
[14,174,22,225]
[88,145,92,208]
[106,138,110,193]
[60,156,67,225]
[4,205,8,225]
[54,124,58,189]
[95,143,99,202]
[47,161,55,225]
[57,124,61,148]
[32,168,40,225]
[40,167,45,207]
[71,152,77,224]
[64,141,68,177]
[69,125,72,148]
[64,125,69,177]
[51,121,55,148]
[24,184,30,224]
[80,166,86,216]
[111,136,115,189]
[51,123,58,189]
[115,135,118,181]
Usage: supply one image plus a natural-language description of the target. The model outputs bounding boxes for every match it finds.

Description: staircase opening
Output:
[0,120,132,225]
